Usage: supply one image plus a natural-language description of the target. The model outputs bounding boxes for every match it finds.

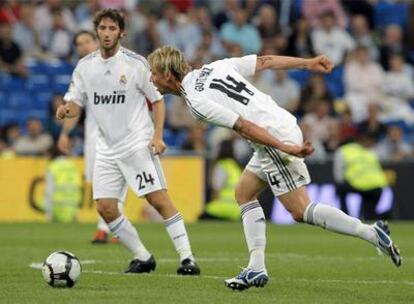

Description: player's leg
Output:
[278,186,402,266]
[93,156,154,273]
[225,154,269,291]
[145,189,200,275]
[119,148,199,275]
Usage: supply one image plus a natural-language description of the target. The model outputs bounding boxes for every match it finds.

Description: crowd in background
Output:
[0,0,414,165]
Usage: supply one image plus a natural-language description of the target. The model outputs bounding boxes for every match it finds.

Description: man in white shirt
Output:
[58,30,126,244]
[56,9,200,275]
[148,46,402,290]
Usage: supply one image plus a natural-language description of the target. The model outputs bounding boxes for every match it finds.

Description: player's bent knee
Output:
[235,184,256,205]
[95,199,119,223]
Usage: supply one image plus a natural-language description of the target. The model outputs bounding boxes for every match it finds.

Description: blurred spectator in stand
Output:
[200,139,242,221]
[255,4,281,49]
[341,0,374,28]
[350,14,379,61]
[0,0,20,24]
[375,125,413,162]
[12,2,44,59]
[220,6,261,55]
[186,29,225,65]
[213,0,239,30]
[287,17,315,58]
[333,133,388,220]
[41,8,73,60]
[344,45,384,123]
[302,0,347,28]
[358,103,387,142]
[156,3,187,51]
[3,123,20,147]
[379,24,408,70]
[268,70,300,114]
[74,0,101,30]
[181,122,208,155]
[134,13,160,57]
[300,99,339,153]
[336,107,358,145]
[34,0,76,36]
[311,11,355,66]
[167,96,196,133]
[298,73,333,117]
[0,137,15,158]
[13,118,53,156]
[0,22,27,77]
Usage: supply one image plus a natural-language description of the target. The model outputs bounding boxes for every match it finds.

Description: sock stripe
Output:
[164,213,183,227]
[304,203,317,224]
[264,147,296,191]
[240,201,261,218]
[109,217,125,233]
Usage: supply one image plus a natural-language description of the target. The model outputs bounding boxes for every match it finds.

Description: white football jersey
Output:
[181,55,297,138]
[64,47,162,159]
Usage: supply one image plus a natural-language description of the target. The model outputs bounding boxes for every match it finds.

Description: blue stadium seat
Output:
[163,129,176,147]
[52,74,71,94]
[0,109,26,127]
[45,60,74,75]
[0,92,7,109]
[374,0,408,29]
[26,74,52,92]
[26,59,49,75]
[6,92,34,110]
[35,92,53,110]
[2,76,25,92]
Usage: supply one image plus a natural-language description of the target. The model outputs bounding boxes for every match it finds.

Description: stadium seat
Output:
[45,60,74,75]
[0,109,26,127]
[6,92,34,110]
[52,74,71,94]
[35,92,53,110]
[2,76,25,92]
[374,0,408,29]
[26,74,52,92]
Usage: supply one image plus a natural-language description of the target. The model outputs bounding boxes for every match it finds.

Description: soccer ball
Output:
[41,251,81,288]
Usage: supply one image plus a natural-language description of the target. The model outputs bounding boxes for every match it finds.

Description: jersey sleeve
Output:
[136,64,163,103]
[186,96,239,129]
[222,55,257,77]
[64,66,86,107]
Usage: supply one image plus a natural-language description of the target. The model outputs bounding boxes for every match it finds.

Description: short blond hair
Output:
[148,46,190,80]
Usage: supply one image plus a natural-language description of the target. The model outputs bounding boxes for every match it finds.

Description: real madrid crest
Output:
[120,74,127,85]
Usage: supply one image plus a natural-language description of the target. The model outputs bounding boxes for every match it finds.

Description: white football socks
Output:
[164,213,194,262]
[303,202,377,245]
[108,215,152,261]
[240,200,266,271]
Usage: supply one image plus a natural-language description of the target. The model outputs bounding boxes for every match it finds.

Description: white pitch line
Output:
[29,263,414,287]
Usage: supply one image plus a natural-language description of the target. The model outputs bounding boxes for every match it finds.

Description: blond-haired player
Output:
[148,45,402,290]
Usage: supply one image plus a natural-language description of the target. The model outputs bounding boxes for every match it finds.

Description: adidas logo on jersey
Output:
[94,91,126,104]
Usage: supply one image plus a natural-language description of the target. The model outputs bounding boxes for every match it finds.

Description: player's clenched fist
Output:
[306,55,334,73]
[56,104,70,120]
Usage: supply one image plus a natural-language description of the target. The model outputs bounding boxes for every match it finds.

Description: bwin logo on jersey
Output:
[94,91,126,104]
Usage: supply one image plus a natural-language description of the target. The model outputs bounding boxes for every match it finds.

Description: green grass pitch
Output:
[0,221,413,303]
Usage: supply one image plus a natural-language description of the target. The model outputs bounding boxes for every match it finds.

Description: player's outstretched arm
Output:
[255,55,334,74]
[56,102,82,120]
[233,117,314,158]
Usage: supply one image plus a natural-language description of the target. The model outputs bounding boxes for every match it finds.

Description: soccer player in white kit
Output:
[56,10,200,275]
[148,46,402,290]
[57,30,125,244]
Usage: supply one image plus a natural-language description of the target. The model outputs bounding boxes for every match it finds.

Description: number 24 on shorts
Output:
[136,172,155,190]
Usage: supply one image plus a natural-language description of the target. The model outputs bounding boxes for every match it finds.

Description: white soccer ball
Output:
[41,251,81,288]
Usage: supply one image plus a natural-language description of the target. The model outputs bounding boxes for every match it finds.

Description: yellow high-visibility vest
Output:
[341,143,387,191]
[206,159,242,221]
[48,157,82,223]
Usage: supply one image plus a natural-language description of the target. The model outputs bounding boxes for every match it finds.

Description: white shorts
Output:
[246,125,311,196]
[84,140,96,183]
[93,147,167,201]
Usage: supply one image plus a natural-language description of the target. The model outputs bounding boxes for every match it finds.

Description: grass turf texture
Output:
[0,221,413,304]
